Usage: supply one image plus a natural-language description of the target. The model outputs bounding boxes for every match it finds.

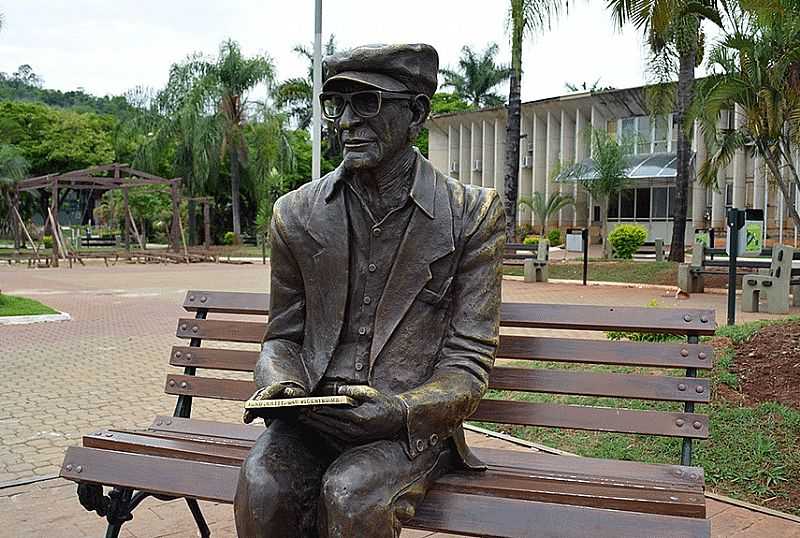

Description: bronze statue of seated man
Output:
[234,43,505,538]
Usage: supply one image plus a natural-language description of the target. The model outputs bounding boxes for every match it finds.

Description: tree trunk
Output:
[503,6,524,241]
[230,145,242,240]
[600,196,610,259]
[668,22,698,262]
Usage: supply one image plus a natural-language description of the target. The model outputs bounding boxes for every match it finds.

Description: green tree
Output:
[517,191,575,235]
[690,0,800,231]
[504,0,566,240]
[0,144,29,249]
[440,43,512,108]
[608,0,722,261]
[184,39,275,240]
[562,129,631,257]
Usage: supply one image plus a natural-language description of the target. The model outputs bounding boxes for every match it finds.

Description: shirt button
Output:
[368,263,377,272]
[363,296,371,305]
[358,327,367,335]
[415,439,426,452]
[372,227,382,237]
[355,362,364,371]
[429,434,439,446]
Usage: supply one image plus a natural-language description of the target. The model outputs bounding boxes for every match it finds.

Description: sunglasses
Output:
[319,90,416,120]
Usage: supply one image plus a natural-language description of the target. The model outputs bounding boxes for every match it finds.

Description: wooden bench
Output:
[679,242,800,303]
[60,290,716,538]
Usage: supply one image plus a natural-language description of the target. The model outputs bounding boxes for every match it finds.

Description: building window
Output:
[636,187,651,219]
[637,117,651,155]
[671,114,679,150]
[608,192,619,219]
[653,187,669,219]
[653,115,669,153]
[725,183,733,207]
[620,189,635,219]
[620,117,636,155]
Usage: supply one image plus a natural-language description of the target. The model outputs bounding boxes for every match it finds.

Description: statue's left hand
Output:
[301,385,404,443]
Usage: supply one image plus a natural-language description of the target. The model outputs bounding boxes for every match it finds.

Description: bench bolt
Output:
[680,349,689,357]
[200,296,207,303]
[65,464,72,472]
[678,384,687,391]
[192,326,198,333]
[180,381,188,389]
[169,380,176,387]
[676,419,685,427]
[76,465,83,473]
[698,352,707,360]
[175,351,182,358]
[189,295,195,301]
[684,314,693,322]
[181,324,187,331]
[692,421,702,429]
[695,385,704,394]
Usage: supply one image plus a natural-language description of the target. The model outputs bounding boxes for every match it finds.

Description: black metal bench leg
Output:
[104,487,133,538]
[186,498,211,537]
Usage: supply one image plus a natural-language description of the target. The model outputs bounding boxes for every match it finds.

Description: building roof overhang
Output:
[555,152,695,183]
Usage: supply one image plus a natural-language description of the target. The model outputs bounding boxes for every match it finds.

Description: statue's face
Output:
[330,81,414,171]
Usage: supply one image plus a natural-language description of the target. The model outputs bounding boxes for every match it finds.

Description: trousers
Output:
[234,419,452,538]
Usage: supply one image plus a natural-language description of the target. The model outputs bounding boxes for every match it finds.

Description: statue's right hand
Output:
[242,382,307,424]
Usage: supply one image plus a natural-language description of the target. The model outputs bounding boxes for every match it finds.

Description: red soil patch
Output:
[732,321,800,409]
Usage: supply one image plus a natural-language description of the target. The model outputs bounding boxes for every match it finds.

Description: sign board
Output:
[726,209,764,255]
[694,229,710,248]
[566,230,584,252]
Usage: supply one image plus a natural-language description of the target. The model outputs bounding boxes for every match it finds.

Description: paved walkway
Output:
[1,260,798,536]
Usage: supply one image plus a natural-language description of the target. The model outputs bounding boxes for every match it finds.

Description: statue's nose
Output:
[339,103,361,129]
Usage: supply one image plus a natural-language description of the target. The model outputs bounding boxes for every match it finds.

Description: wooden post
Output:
[170,180,180,252]
[50,177,60,267]
[123,187,131,252]
[203,200,211,249]
[12,187,20,253]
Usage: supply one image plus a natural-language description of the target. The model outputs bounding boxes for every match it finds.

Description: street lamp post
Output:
[312,0,322,180]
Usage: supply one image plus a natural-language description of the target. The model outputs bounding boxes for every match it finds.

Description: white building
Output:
[426,84,799,245]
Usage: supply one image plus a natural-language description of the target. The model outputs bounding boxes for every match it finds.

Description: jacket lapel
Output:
[370,156,455,363]
[304,170,349,387]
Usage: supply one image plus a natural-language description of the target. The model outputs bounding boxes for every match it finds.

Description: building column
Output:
[532,112,547,218]
[560,109,576,227]
[691,120,707,229]
[518,114,533,227]
[447,124,459,178]
[711,112,727,229]
[574,108,589,226]
[494,116,506,202]
[545,110,561,228]
[482,119,495,189]
[428,123,448,173]
[459,123,471,186]
[471,121,482,186]
[732,104,747,208]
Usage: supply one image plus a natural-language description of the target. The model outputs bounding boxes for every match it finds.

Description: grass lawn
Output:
[0,294,59,316]
[505,260,679,285]
[473,318,800,515]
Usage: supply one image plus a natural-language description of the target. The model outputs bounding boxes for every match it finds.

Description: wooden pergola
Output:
[13,163,181,267]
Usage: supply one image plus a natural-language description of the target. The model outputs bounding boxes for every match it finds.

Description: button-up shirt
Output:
[321,177,416,385]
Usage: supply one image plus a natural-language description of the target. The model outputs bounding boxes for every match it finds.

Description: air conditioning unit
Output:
[528,142,534,153]
[521,155,533,168]
[449,160,459,174]
[472,160,482,172]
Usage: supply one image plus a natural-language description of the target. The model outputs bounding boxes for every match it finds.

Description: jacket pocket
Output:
[417,276,454,305]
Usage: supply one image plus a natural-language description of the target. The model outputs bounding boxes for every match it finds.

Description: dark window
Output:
[607,192,619,219]
[653,187,668,219]
[725,183,733,207]
[593,205,601,222]
[620,189,635,219]
[636,187,651,219]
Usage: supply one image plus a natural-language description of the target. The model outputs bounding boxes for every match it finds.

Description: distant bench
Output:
[61,290,715,538]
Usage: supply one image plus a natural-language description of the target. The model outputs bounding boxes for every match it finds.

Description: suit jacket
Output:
[256,150,505,469]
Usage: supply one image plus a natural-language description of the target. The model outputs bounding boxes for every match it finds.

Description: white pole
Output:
[312,0,323,180]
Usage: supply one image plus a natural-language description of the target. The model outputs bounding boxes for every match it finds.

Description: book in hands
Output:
[243,395,357,410]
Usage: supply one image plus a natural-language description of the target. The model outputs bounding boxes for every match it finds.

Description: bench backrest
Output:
[504,241,548,261]
[769,245,795,282]
[166,290,716,466]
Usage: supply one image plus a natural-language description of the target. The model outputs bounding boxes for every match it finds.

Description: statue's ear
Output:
[408,94,431,139]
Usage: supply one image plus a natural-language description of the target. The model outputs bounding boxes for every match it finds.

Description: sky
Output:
[1,1,681,103]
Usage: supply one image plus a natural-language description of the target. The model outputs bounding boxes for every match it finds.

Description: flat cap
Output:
[323,43,439,97]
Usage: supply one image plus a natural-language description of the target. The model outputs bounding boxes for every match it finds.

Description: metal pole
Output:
[311,0,322,180]
[727,208,741,326]
[582,228,588,286]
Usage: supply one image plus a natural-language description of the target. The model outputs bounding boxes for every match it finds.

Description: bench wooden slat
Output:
[471,400,709,439]
[149,415,263,442]
[501,303,716,335]
[176,319,265,343]
[413,490,710,538]
[60,447,709,537]
[170,346,258,371]
[165,374,253,400]
[498,336,713,369]
[489,367,710,403]
[170,337,714,372]
[178,291,717,335]
[184,290,269,315]
[82,430,704,518]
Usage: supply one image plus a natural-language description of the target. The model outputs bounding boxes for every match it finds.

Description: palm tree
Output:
[275,36,337,129]
[180,40,275,240]
[607,0,722,262]
[691,0,800,230]
[440,44,512,108]
[517,191,575,235]
[504,0,565,240]
[562,129,631,257]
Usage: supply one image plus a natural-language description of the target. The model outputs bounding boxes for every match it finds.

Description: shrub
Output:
[223,231,237,245]
[608,224,647,259]
[547,228,562,247]
[42,235,54,249]
[522,235,539,247]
